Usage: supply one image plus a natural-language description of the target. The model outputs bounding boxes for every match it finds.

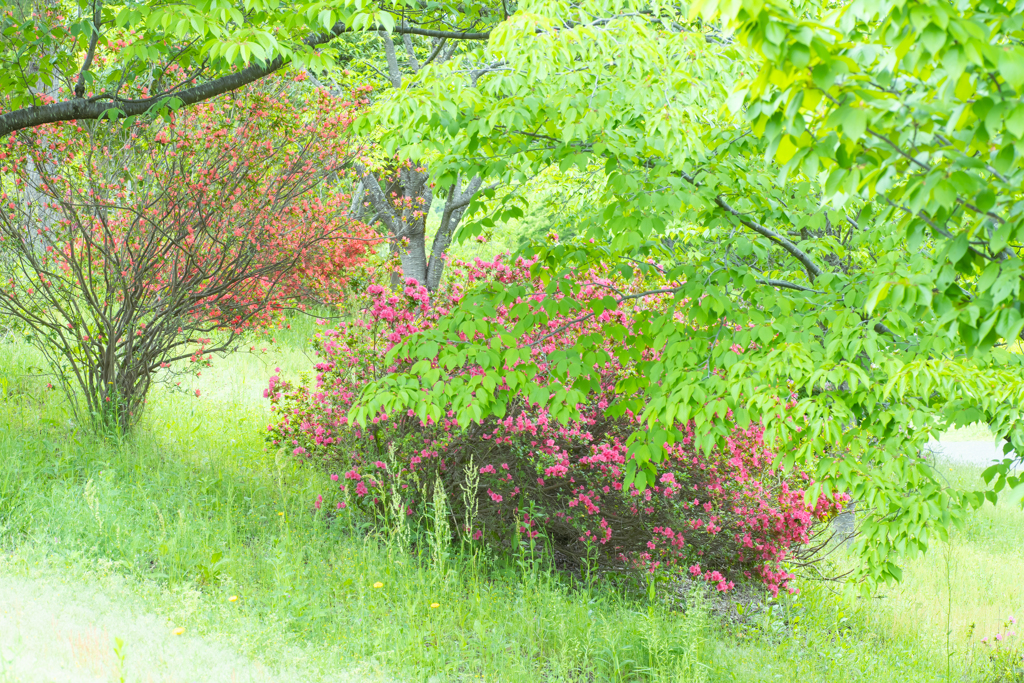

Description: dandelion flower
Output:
[430,602,440,609]
[278,512,284,516]
[373,581,383,588]
[172,627,185,636]
[229,595,238,602]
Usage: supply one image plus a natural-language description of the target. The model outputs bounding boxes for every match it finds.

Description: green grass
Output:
[0,333,709,682]
[1,328,1022,682]
[937,422,997,443]
[707,463,1024,683]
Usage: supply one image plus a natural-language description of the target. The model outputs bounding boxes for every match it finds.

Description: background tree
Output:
[0,79,374,431]
[345,27,487,291]
[347,0,1024,589]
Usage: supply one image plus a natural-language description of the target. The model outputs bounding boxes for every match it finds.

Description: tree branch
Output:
[757,278,822,293]
[353,162,404,238]
[401,21,420,73]
[426,175,483,290]
[0,21,491,137]
[526,287,683,348]
[73,0,103,99]
[679,170,823,282]
[381,30,403,88]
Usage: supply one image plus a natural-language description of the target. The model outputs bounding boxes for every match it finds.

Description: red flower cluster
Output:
[0,78,378,331]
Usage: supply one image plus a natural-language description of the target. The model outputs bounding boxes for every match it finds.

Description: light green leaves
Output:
[831,106,867,143]
[1,0,500,133]
[998,46,1024,91]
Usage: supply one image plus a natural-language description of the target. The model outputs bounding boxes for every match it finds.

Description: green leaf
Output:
[775,135,799,164]
[840,107,867,141]
[1006,104,1024,139]
[998,47,1024,90]
[920,24,946,54]
[947,233,969,265]
[377,11,395,33]
[864,282,891,314]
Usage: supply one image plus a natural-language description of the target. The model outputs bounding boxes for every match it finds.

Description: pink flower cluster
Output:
[266,256,847,594]
[981,616,1019,646]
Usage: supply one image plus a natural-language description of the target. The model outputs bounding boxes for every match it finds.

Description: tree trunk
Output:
[347,30,488,292]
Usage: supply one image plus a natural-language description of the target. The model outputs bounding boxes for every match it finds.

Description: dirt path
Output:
[0,558,368,683]
[0,574,269,683]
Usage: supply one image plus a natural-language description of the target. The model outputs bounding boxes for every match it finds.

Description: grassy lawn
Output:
[1,328,1021,682]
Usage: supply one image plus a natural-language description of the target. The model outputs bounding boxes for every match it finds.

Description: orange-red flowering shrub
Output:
[0,79,378,430]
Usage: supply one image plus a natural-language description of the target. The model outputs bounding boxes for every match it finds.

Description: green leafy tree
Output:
[346,0,1024,588]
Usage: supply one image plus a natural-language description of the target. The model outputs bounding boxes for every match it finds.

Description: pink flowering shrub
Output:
[266,257,848,595]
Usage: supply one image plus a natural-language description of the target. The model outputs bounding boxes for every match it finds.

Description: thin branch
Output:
[420,37,448,70]
[73,0,103,99]
[679,170,823,282]
[757,278,822,293]
[527,287,683,348]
